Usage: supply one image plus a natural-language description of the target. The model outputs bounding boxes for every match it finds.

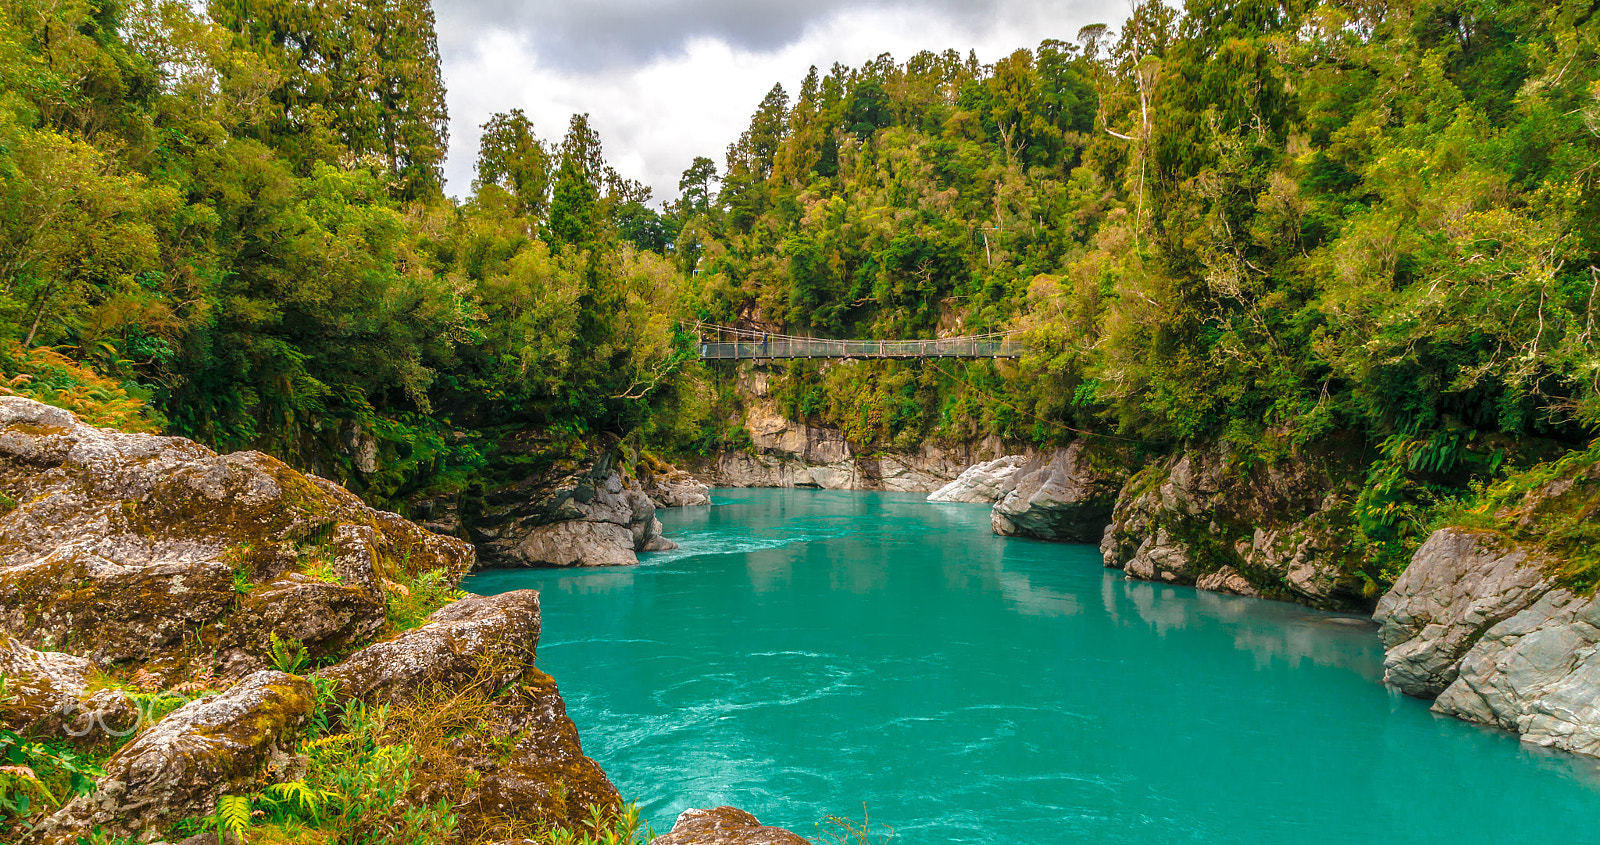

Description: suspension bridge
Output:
[690,323,1027,360]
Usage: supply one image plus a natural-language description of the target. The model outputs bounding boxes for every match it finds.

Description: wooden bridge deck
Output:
[698,336,1024,360]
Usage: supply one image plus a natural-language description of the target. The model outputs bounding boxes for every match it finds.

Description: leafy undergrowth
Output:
[383,566,468,634]
[1437,442,1600,593]
[0,727,104,839]
[172,666,651,845]
[0,344,164,433]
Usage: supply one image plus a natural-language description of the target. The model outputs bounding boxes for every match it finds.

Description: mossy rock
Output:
[31,670,315,844]
[0,396,473,678]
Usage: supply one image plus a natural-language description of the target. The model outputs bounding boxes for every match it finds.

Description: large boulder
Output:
[1098,442,1368,610]
[653,807,812,845]
[318,589,621,836]
[928,455,1026,503]
[639,459,713,508]
[317,590,540,703]
[1374,527,1600,756]
[31,671,315,844]
[991,441,1130,542]
[0,397,474,679]
[0,636,136,741]
[471,448,677,568]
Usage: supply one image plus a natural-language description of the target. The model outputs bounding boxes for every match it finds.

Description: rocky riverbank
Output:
[408,439,710,571]
[919,432,1600,757]
[0,397,803,844]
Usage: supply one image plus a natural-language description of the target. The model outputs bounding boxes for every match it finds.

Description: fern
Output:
[215,794,251,837]
[268,633,310,675]
[264,780,331,814]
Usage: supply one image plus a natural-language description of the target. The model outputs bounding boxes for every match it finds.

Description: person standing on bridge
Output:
[761,332,768,354]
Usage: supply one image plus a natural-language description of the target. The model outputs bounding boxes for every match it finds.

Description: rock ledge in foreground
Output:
[0,395,473,678]
[31,671,314,844]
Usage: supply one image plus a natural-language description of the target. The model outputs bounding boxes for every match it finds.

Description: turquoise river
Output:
[463,489,1600,844]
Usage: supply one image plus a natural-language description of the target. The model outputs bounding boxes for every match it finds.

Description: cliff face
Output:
[1098,444,1371,611]
[0,397,621,843]
[689,363,1020,493]
[1373,449,1600,758]
[926,438,1370,611]
[1376,528,1600,756]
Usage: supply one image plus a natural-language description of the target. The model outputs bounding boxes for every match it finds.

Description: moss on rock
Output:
[0,396,473,676]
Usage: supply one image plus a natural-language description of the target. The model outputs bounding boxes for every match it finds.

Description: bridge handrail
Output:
[696,337,1024,359]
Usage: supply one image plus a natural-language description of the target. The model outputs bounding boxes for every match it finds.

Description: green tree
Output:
[547,113,604,248]
[474,109,551,219]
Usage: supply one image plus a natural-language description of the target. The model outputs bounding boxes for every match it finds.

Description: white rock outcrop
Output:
[991,442,1128,542]
[1375,528,1600,756]
[927,455,1026,503]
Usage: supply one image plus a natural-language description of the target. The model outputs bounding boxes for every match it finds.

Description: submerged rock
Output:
[32,671,315,844]
[927,455,1026,503]
[653,806,812,845]
[991,441,1130,542]
[1375,527,1600,756]
[0,396,473,676]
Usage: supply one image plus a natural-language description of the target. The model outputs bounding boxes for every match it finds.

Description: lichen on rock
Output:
[317,590,541,704]
[0,396,473,676]
[0,636,136,741]
[29,670,315,844]
[317,588,622,836]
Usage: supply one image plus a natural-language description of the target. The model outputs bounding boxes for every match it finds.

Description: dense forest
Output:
[2,0,1599,584]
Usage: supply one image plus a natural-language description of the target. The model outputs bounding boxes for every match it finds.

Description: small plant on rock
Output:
[0,729,103,834]
[268,633,310,675]
[383,567,466,633]
[817,805,894,845]
[214,794,252,840]
[536,802,651,845]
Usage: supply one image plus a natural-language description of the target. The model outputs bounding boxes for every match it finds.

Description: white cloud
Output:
[437,1,1128,205]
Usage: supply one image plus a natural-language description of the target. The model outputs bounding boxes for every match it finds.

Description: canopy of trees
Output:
[2,0,1598,580]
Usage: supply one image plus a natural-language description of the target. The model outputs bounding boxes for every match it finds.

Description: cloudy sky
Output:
[433,0,1133,205]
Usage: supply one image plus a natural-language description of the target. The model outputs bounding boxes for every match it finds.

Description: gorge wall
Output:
[687,364,1026,493]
